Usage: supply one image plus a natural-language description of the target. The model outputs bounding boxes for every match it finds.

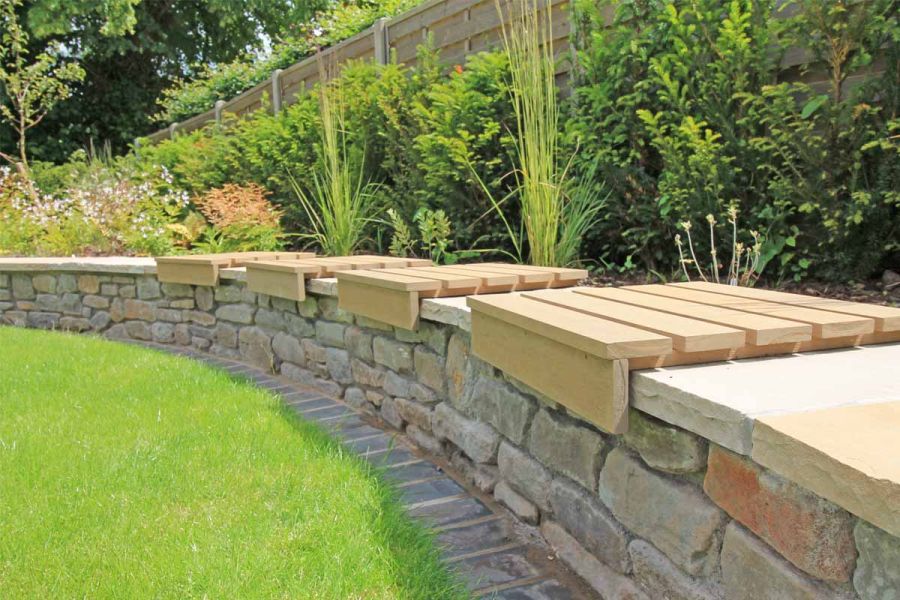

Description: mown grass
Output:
[0,327,464,599]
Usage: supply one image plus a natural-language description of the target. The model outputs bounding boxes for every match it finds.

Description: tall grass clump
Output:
[489,0,606,267]
[290,61,379,256]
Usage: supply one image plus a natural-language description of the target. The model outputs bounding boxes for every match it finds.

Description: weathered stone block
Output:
[83,295,109,309]
[366,390,385,407]
[450,451,498,493]
[394,398,433,431]
[161,282,193,298]
[498,442,552,511]
[0,273,8,288]
[170,299,194,309]
[344,387,369,411]
[344,326,373,361]
[599,448,727,576]
[433,403,499,464]
[445,332,469,404]
[284,314,314,338]
[373,337,413,372]
[629,540,724,600]
[104,324,127,339]
[11,275,35,300]
[406,424,443,455]
[625,408,707,474]
[124,320,152,340]
[195,286,214,311]
[33,275,57,293]
[318,296,353,323]
[458,376,536,445]
[704,445,856,581]
[302,339,326,364]
[350,358,385,388]
[123,299,156,321]
[549,477,630,572]
[541,521,649,600]
[409,382,438,404]
[0,289,8,301]
[156,308,182,323]
[59,317,91,332]
[3,310,26,326]
[137,278,161,300]
[238,326,273,369]
[59,292,82,315]
[215,323,238,348]
[57,274,77,293]
[721,522,837,600]
[297,297,318,318]
[100,283,118,296]
[325,348,352,384]
[273,332,305,366]
[380,397,404,429]
[254,308,285,330]
[214,285,242,303]
[118,285,136,298]
[35,294,61,312]
[495,480,539,524]
[151,322,175,343]
[188,325,214,341]
[174,324,191,346]
[853,520,900,600]
[89,311,111,330]
[414,346,446,393]
[315,321,347,348]
[529,409,604,489]
[270,296,297,314]
[281,363,342,398]
[192,336,212,351]
[215,304,255,325]
[25,310,57,328]
[383,371,411,397]
[184,310,215,326]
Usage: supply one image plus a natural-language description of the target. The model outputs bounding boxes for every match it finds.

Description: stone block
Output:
[215,304,255,325]
[188,325,214,341]
[272,332,305,366]
[380,397,404,429]
[497,442,552,511]
[281,363,342,398]
[57,274,77,293]
[195,286,214,311]
[151,322,175,343]
[104,324,127,339]
[541,521,649,600]
[33,275,57,293]
[529,409,603,489]
[26,311,59,329]
[450,451,498,493]
[366,390,385,407]
[394,398,433,431]
[118,285,136,298]
[344,326,374,362]
[214,285,242,303]
[3,310,26,326]
[704,445,856,581]
[0,289,8,301]
[406,424,443,455]
[124,320,152,340]
[137,278,161,300]
[215,323,238,348]
[445,332,470,404]
[89,311,111,330]
[318,296,353,323]
[721,522,838,600]
[494,480,539,524]
[629,540,724,600]
[11,275,35,300]
[625,408,707,474]
[354,314,393,331]
[297,297,318,318]
[350,358,385,388]
[35,294,61,312]
[284,314,314,338]
[382,370,409,397]
[59,293,82,315]
[174,324,191,346]
[156,308,182,323]
[270,297,297,314]
[185,310,215,326]
[343,387,369,411]
[170,299,194,309]
[409,382,437,404]
[549,477,630,572]
[83,295,109,309]
[100,283,118,296]
[325,348,352,384]
[0,273,8,288]
[414,346,446,393]
[315,321,347,348]
[239,326,273,369]
[59,317,91,332]
[853,521,900,600]
[373,337,413,372]
[123,299,155,321]
[254,307,284,330]
[458,376,536,445]
[302,339,326,364]
[433,403,499,464]
[599,448,727,576]
[192,336,211,351]
[161,282,193,298]
[78,275,100,294]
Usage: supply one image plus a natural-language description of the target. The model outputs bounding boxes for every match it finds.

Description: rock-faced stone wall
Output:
[2,268,898,599]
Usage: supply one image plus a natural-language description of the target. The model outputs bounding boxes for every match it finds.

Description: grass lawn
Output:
[0,327,464,599]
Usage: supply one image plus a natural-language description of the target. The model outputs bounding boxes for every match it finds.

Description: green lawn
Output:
[0,327,463,599]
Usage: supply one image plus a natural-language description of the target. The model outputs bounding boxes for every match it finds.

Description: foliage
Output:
[0,0,84,168]
[289,67,380,256]
[568,0,898,280]
[387,207,481,264]
[675,207,764,286]
[193,182,284,252]
[0,327,466,599]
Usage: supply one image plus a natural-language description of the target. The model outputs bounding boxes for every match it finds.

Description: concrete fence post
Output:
[133,138,141,158]
[168,122,178,140]
[214,100,226,126]
[373,18,389,65]
[272,69,284,114]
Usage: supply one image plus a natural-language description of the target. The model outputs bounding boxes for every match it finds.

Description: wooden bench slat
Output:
[642,285,874,339]
[448,264,555,284]
[480,263,588,284]
[432,265,520,287]
[580,286,812,346]
[335,269,443,292]
[673,281,900,332]
[467,294,672,360]
[377,267,480,290]
[526,289,745,353]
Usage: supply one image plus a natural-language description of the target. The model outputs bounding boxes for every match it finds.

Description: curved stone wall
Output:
[1,265,898,599]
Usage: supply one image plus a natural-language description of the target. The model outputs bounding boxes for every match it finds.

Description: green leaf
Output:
[800,94,828,119]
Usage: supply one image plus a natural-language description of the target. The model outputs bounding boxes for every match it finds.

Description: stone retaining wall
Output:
[1,268,898,599]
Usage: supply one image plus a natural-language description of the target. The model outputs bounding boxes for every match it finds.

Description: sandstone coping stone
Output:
[721,522,840,600]
[494,480,539,524]
[529,409,604,489]
[541,521,649,600]
[624,408,707,474]
[215,304,255,325]
[394,398,433,431]
[704,445,856,581]
[433,403,500,464]
[325,348,352,384]
[632,344,900,455]
[497,441,551,511]
[33,274,56,293]
[420,296,471,331]
[315,321,347,348]
[628,540,723,600]
[373,337,413,373]
[853,520,900,600]
[238,326,273,369]
[137,278,161,300]
[344,326,373,362]
[549,477,630,572]
[598,448,727,576]
[350,358,385,388]
[413,346,446,393]
[272,332,305,366]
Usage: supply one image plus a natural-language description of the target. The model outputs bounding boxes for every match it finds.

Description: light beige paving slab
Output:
[631,343,900,454]
[0,256,157,274]
[752,401,900,538]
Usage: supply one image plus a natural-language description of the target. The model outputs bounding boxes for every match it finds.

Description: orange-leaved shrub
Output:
[195,183,282,229]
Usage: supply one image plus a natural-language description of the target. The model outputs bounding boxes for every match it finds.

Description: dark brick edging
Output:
[128,340,597,600]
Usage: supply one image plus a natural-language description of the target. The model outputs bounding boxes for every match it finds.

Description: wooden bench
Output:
[336,264,588,329]
[155,252,315,286]
[468,283,900,433]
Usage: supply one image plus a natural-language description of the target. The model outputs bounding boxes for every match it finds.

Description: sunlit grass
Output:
[0,327,464,599]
